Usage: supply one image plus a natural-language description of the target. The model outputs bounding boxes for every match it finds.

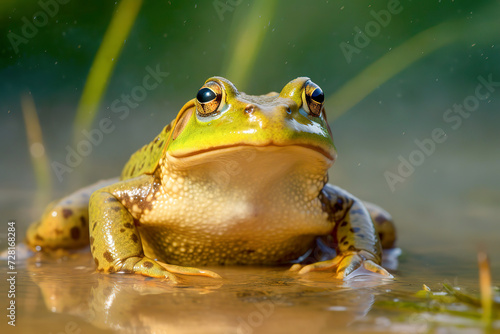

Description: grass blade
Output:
[73,0,143,141]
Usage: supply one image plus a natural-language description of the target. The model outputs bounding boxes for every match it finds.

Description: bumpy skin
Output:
[294,184,392,278]
[26,76,396,282]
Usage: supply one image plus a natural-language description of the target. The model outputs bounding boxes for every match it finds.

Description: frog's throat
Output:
[168,143,336,161]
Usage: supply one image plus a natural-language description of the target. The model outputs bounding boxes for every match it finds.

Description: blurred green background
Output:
[1,0,499,274]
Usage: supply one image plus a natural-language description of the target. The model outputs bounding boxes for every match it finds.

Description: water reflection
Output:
[23,251,395,333]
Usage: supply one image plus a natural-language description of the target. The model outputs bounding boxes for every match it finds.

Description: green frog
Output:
[26,77,396,283]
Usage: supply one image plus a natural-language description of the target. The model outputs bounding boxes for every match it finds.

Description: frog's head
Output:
[165,77,336,179]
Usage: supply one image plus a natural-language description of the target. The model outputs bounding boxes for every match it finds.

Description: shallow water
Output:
[0,243,497,334]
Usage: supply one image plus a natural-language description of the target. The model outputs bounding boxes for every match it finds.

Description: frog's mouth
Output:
[169,143,336,161]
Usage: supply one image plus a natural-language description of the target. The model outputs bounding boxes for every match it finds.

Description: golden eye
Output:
[195,81,222,116]
[303,80,324,116]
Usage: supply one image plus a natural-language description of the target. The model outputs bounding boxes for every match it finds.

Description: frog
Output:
[26,76,396,283]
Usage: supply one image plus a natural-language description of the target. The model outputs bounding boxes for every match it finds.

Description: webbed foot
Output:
[291,250,392,280]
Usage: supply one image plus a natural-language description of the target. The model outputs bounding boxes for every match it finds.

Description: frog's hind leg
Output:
[363,201,396,249]
[26,178,119,252]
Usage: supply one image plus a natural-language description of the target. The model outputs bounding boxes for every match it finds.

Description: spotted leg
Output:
[296,184,392,279]
[26,179,118,251]
[89,175,220,283]
[363,201,396,249]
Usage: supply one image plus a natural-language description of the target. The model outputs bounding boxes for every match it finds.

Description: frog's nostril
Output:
[244,104,255,114]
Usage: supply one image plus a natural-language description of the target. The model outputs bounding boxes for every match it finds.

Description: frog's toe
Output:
[297,255,343,275]
[335,255,393,279]
[126,257,179,283]
[297,251,392,280]
[361,259,393,278]
[157,262,222,279]
[289,263,303,272]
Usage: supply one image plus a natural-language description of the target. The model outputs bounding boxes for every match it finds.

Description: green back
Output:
[120,100,195,180]
[120,121,173,180]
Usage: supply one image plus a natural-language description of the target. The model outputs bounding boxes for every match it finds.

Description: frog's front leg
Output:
[90,175,220,283]
[297,184,392,279]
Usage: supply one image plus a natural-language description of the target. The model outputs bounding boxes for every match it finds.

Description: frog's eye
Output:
[195,81,223,116]
[303,81,324,117]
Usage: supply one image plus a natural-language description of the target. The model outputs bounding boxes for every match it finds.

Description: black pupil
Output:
[311,88,324,103]
[197,87,216,103]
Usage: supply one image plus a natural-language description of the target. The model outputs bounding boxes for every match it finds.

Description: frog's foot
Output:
[118,256,179,282]
[293,250,392,279]
[118,256,221,283]
[156,261,221,279]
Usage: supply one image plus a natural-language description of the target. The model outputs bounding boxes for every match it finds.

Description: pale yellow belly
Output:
[139,225,319,266]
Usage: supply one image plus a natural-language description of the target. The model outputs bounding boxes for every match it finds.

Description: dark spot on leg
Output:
[106,197,118,203]
[62,208,73,218]
[103,251,114,262]
[94,258,99,267]
[92,222,97,231]
[124,223,133,229]
[130,166,136,175]
[342,241,349,246]
[120,228,125,233]
[131,234,139,243]
[92,246,96,251]
[112,206,120,212]
[35,234,44,241]
[80,216,86,227]
[108,265,116,273]
[70,227,80,240]
[340,221,348,227]
[334,198,344,212]
[340,236,347,243]
[143,261,153,268]
[89,236,94,245]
